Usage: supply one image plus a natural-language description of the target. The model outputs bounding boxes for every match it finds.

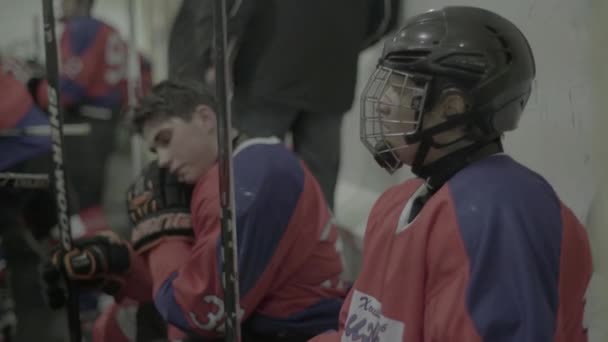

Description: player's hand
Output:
[42,231,131,309]
[126,161,194,254]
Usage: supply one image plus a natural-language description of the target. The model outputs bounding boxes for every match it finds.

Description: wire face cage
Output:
[360,66,430,172]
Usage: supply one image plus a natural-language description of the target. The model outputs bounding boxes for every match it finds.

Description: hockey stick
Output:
[213,0,241,340]
[126,0,144,178]
[0,123,91,137]
[41,0,82,341]
[0,173,49,189]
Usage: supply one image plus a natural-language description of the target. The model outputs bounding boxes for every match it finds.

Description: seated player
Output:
[25,0,153,214]
[311,6,591,342]
[48,80,348,341]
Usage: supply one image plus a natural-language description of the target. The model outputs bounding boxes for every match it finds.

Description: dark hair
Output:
[131,79,217,134]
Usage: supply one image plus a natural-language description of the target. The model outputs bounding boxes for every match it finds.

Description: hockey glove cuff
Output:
[127,161,194,254]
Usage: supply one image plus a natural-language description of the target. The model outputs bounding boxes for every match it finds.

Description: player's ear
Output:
[192,105,216,133]
[423,89,467,128]
[439,89,467,119]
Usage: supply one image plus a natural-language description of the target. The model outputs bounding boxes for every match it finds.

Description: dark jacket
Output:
[168,0,370,115]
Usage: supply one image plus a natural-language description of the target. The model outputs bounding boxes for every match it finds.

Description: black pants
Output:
[63,113,118,210]
[0,153,83,342]
[234,104,343,209]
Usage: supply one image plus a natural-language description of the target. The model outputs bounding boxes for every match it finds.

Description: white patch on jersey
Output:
[233,136,282,156]
[189,295,245,333]
[189,295,225,331]
[115,304,138,341]
[63,56,83,79]
[320,216,334,241]
[341,290,405,341]
[69,214,86,238]
[396,182,429,234]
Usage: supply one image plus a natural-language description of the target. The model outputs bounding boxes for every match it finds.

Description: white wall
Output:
[335,0,596,239]
[584,0,608,340]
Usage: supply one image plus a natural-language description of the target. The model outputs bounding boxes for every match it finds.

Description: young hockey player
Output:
[47,80,348,341]
[311,6,592,342]
[24,0,152,213]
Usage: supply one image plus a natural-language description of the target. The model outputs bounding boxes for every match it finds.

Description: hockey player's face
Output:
[361,68,428,169]
[142,107,218,184]
[380,82,419,164]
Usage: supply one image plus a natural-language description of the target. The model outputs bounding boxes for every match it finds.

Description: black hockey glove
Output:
[43,231,131,309]
[126,161,194,254]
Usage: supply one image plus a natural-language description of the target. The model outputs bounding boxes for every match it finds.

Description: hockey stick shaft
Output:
[41,1,82,341]
[213,0,241,340]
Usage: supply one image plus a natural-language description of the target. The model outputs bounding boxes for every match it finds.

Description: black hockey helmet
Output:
[361,6,536,173]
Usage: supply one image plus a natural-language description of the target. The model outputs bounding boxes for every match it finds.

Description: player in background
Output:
[311,6,592,342]
[24,0,152,224]
[2,1,152,338]
[46,80,348,341]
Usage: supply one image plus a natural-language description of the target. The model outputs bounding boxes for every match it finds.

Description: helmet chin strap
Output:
[404,135,502,223]
[411,136,433,178]
[412,127,503,190]
[373,141,404,173]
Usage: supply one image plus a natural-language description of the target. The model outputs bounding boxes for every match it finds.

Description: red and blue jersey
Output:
[312,154,592,342]
[34,16,152,111]
[0,68,50,171]
[124,137,347,339]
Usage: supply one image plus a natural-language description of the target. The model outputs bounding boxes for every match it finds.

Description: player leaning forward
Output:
[47,80,348,341]
[311,6,592,342]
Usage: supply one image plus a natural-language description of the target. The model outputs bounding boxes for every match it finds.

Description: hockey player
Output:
[311,6,592,342]
[0,59,51,170]
[47,80,348,341]
[1,56,148,342]
[24,0,152,213]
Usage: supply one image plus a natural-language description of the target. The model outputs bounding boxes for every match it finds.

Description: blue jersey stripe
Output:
[154,272,191,333]
[449,155,562,342]
[0,104,51,170]
[248,298,343,336]
[66,17,102,55]
[216,141,305,297]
